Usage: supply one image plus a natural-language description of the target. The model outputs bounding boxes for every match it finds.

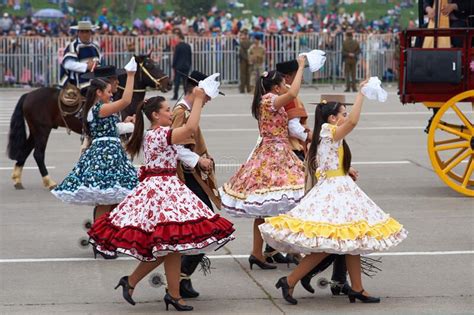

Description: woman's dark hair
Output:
[82,78,110,137]
[126,96,166,159]
[251,70,284,120]
[307,102,352,177]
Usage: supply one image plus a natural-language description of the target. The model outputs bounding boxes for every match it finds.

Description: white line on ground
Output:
[0,251,472,264]
[0,166,56,170]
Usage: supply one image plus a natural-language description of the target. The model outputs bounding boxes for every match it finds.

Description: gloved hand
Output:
[124,57,137,72]
[361,76,388,102]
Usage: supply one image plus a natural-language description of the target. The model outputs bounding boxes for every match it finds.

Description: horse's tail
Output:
[7,93,28,160]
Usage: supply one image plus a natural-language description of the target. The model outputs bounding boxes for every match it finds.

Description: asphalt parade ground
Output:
[0,86,473,314]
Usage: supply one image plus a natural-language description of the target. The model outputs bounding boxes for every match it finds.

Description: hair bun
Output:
[261,71,268,78]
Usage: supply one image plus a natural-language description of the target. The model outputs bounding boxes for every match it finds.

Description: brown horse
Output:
[6,54,171,190]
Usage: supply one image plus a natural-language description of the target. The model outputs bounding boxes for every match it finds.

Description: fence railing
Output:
[0,33,399,86]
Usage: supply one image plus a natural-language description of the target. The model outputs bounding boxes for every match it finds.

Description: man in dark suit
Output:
[172,30,192,100]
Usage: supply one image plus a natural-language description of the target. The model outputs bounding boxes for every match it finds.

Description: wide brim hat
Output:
[276,60,298,75]
[81,65,126,79]
[309,94,352,106]
[182,70,225,95]
[70,21,99,31]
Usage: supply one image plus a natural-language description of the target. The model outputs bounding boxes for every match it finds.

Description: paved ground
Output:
[0,86,473,314]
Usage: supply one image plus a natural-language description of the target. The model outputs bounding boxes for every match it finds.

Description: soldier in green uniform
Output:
[342,30,361,92]
[239,29,252,93]
[248,34,266,92]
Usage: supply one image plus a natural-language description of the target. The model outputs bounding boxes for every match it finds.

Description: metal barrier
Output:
[0,33,398,87]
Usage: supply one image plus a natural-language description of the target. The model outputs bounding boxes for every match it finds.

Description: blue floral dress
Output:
[52,102,138,205]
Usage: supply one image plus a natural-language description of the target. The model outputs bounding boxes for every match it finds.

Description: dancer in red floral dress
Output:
[88,88,235,311]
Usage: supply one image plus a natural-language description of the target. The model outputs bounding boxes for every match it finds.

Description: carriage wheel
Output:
[427,90,474,197]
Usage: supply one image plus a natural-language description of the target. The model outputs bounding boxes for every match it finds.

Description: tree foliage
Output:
[111,0,139,21]
[70,0,102,17]
[174,0,217,17]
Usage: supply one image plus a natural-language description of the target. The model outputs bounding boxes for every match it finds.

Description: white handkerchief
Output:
[124,57,137,72]
[299,50,326,72]
[361,76,388,102]
[198,73,221,99]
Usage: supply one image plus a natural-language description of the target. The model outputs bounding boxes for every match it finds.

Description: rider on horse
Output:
[59,21,101,93]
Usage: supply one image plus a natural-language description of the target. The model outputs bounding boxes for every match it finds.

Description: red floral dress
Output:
[88,127,235,261]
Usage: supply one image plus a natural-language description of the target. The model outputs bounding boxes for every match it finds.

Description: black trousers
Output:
[173,69,189,99]
[181,171,214,277]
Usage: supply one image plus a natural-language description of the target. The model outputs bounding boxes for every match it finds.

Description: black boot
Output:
[300,254,337,294]
[180,254,205,298]
[264,245,297,265]
[330,255,349,296]
[179,275,199,299]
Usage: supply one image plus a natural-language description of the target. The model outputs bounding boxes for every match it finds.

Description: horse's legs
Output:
[32,127,57,190]
[11,135,35,189]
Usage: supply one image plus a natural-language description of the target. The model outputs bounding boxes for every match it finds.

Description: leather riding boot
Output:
[180,254,205,298]
[330,255,350,295]
[300,254,337,293]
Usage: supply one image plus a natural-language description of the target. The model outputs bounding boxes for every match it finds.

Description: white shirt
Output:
[175,98,200,168]
[288,118,308,141]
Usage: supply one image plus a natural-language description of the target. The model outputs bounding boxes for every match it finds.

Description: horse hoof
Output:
[14,183,24,190]
[48,184,57,191]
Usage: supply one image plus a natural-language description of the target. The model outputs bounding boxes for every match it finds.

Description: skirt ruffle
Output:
[51,185,133,205]
[259,216,408,255]
[88,214,235,261]
[220,185,305,218]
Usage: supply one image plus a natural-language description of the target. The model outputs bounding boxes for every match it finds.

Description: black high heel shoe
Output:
[275,277,297,305]
[347,289,380,303]
[331,281,351,296]
[93,247,117,260]
[248,255,277,270]
[164,293,193,311]
[115,276,136,306]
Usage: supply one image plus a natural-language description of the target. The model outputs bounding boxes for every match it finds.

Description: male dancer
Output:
[171,71,222,298]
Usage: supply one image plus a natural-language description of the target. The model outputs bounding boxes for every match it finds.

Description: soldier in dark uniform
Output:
[238,29,252,93]
[171,71,222,298]
[171,31,192,100]
[342,30,360,92]
[59,21,101,93]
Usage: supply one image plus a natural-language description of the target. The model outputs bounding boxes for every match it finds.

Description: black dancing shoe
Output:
[300,274,315,294]
[275,277,297,305]
[331,281,351,296]
[180,278,200,298]
[347,289,380,303]
[164,293,193,311]
[93,247,117,260]
[249,255,277,270]
[115,276,136,306]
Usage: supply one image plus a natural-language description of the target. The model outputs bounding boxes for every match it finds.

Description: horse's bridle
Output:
[118,61,169,93]
[138,62,168,90]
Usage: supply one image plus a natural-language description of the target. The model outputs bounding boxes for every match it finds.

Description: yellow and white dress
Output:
[259,123,407,255]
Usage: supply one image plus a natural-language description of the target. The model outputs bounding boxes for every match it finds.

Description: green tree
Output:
[174,0,217,17]
[71,0,102,17]
[111,0,139,21]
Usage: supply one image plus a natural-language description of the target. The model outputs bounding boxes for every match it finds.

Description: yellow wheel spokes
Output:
[436,122,471,140]
[441,149,470,174]
[427,90,474,197]
[462,157,474,188]
[451,104,474,133]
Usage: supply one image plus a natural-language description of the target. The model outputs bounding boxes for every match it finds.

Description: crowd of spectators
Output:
[1,0,408,37]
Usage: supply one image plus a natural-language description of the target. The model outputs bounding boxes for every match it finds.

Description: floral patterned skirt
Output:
[220,139,305,218]
[88,175,235,261]
[259,175,407,255]
[52,139,137,205]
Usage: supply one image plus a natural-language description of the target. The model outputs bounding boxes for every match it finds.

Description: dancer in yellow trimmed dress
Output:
[260,80,407,305]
